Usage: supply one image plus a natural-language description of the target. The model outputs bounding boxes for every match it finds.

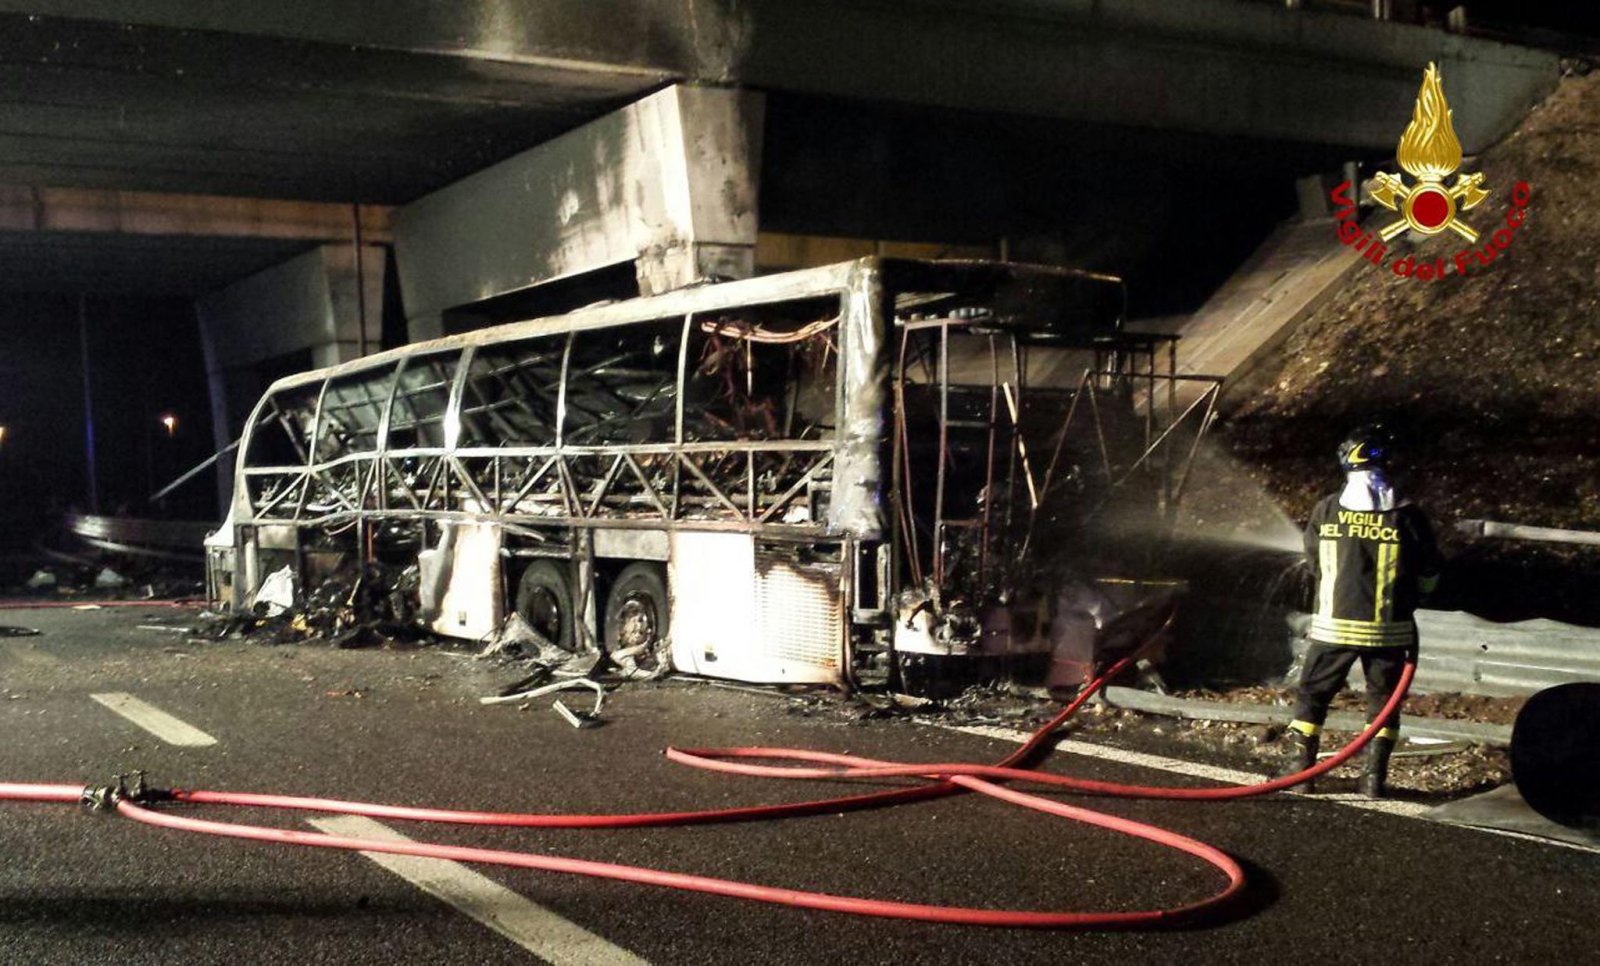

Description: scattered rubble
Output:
[481,675,607,727]
[789,678,1515,798]
[9,544,1517,796]
[251,566,294,617]
[478,612,554,661]
[6,560,201,602]
[195,562,431,649]
[194,567,626,728]
[93,567,130,590]
[1400,691,1526,726]
[552,698,602,729]
[1173,683,1528,727]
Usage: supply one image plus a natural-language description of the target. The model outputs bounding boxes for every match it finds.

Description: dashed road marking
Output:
[932,721,1600,854]
[310,815,649,965]
[89,692,218,747]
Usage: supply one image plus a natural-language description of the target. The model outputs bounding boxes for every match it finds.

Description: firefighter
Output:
[1283,425,1441,797]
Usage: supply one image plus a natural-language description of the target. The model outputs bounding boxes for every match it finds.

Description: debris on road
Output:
[251,566,295,617]
[94,567,130,589]
[480,673,608,727]
[776,676,1516,798]
[1171,681,1527,727]
[479,675,604,711]
[478,612,552,661]
[196,563,435,650]
[0,625,41,637]
[6,559,203,603]
[552,698,602,729]
[478,610,604,676]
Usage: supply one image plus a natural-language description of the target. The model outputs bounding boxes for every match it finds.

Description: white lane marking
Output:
[310,815,648,966]
[89,692,218,747]
[931,721,1600,853]
[930,722,1432,818]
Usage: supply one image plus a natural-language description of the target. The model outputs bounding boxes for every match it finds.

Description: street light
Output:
[0,424,7,450]
[147,413,179,507]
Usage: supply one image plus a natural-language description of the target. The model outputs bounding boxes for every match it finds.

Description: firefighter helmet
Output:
[1338,425,1392,471]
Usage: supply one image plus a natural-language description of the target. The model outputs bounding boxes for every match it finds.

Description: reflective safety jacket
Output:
[1303,495,1441,648]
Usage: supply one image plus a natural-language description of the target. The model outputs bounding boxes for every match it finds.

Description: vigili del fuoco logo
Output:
[1328,62,1532,281]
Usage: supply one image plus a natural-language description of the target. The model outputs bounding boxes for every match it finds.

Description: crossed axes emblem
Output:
[1369,170,1489,244]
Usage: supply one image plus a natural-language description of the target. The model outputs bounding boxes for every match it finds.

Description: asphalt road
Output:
[0,605,1592,964]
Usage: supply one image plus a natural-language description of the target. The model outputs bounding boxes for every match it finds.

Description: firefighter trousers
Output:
[1291,642,1415,737]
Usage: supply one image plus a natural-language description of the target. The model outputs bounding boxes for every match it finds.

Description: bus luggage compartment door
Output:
[668,532,844,685]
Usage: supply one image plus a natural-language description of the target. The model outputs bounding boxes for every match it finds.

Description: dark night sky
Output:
[0,294,216,548]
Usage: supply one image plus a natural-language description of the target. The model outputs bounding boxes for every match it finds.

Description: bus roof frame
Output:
[257,257,1134,398]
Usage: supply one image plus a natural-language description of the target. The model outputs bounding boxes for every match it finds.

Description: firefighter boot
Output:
[1357,736,1396,798]
[1276,730,1320,788]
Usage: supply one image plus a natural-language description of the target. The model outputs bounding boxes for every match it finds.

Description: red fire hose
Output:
[0,654,1416,930]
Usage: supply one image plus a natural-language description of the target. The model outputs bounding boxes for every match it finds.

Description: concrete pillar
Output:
[393,84,763,328]
[196,243,385,513]
[1295,175,1328,220]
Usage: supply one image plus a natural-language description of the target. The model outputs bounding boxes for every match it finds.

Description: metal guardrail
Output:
[68,514,215,561]
[1456,518,1600,548]
[1291,609,1600,697]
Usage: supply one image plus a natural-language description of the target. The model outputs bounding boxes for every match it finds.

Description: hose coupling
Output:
[80,771,171,812]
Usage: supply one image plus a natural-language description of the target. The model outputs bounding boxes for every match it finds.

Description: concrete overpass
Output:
[0,1,1554,198]
[0,0,1559,512]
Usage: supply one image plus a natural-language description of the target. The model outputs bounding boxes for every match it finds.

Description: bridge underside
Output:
[0,1,1560,520]
[0,0,1554,204]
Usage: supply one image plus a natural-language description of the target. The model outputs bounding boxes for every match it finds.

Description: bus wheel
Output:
[605,563,669,678]
[515,560,576,652]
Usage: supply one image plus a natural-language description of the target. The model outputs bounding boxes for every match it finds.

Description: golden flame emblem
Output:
[1369,63,1489,243]
[1397,64,1463,180]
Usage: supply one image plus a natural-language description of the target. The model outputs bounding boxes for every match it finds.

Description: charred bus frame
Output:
[209,258,1220,690]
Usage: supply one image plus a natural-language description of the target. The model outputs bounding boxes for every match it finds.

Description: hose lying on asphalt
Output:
[0,642,1415,929]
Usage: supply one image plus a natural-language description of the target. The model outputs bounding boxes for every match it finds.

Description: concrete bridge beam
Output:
[393,84,762,330]
[0,186,391,243]
[196,243,385,508]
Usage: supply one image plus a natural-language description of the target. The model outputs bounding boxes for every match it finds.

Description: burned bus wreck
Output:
[207,258,1219,695]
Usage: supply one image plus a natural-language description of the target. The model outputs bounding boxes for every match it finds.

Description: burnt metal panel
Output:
[754,544,844,675]
[831,260,886,541]
[594,528,670,561]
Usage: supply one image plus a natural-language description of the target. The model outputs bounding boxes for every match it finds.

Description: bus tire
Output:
[604,563,670,677]
[515,560,577,653]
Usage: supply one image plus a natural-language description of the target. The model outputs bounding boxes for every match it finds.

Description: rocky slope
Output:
[1215,68,1600,622]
